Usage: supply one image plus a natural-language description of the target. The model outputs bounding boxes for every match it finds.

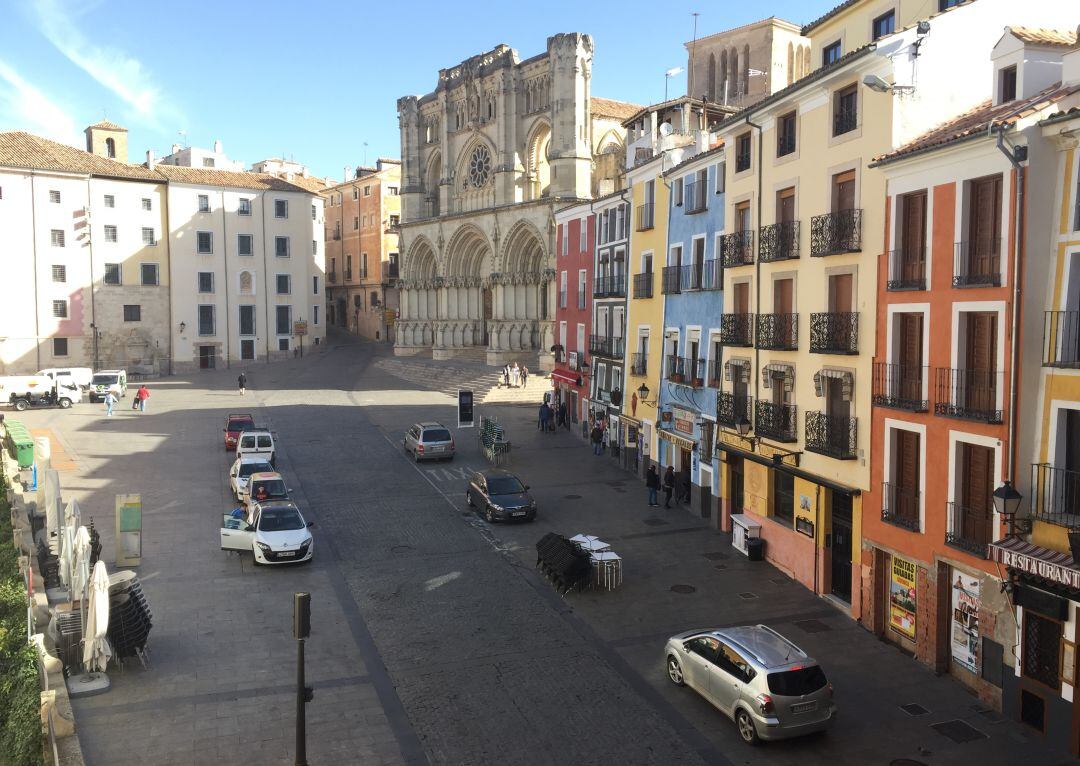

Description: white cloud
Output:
[0,59,79,143]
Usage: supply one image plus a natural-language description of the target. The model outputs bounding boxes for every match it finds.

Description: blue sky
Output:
[0,0,834,180]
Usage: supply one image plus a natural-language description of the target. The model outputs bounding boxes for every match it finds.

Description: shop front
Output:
[656,407,717,522]
[550,366,584,438]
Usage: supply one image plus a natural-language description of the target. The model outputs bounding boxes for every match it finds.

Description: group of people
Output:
[537,396,568,432]
[589,418,608,456]
[502,363,529,388]
[103,385,151,417]
[645,465,691,508]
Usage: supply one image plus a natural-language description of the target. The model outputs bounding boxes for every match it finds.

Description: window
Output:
[237,234,253,256]
[239,305,256,336]
[735,132,751,173]
[276,274,291,294]
[312,276,319,295]
[311,204,317,220]
[274,199,288,218]
[104,194,115,208]
[104,137,116,158]
[389,214,400,228]
[1000,65,1017,103]
[387,186,399,195]
[363,186,371,197]
[202,157,216,168]
[559,271,567,308]
[104,225,118,243]
[312,240,317,255]
[141,263,159,286]
[714,163,725,194]
[580,217,588,250]
[361,253,369,278]
[313,305,320,325]
[833,84,858,136]
[141,198,152,211]
[53,338,68,357]
[198,305,215,336]
[198,194,210,213]
[939,0,961,8]
[1022,610,1062,689]
[49,190,60,204]
[673,178,684,207]
[872,10,895,40]
[352,188,359,200]
[561,224,568,256]
[123,305,141,322]
[774,471,795,524]
[52,300,67,318]
[777,111,796,157]
[578,270,587,309]
[353,216,359,230]
[823,41,842,66]
[275,236,290,257]
[51,229,65,247]
[238,198,252,216]
[197,231,213,254]
[198,272,214,293]
[104,263,122,285]
[278,338,290,352]
[51,265,66,283]
[141,227,155,245]
[1075,170,1080,231]
[276,305,292,335]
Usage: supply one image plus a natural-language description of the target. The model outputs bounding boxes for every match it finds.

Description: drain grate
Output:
[737,591,758,600]
[794,619,832,633]
[900,703,930,717]
[931,719,987,744]
[671,584,697,594]
[563,494,582,500]
[890,760,930,766]
[714,564,728,571]
[643,517,670,527]
[702,551,729,561]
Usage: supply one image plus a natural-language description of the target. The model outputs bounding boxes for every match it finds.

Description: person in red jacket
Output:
[135,385,150,412]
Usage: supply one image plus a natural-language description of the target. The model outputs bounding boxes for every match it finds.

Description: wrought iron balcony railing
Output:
[589,334,625,359]
[1031,463,1080,529]
[632,272,654,299]
[675,261,723,292]
[577,292,587,310]
[872,363,927,412]
[953,239,1001,288]
[755,401,798,442]
[945,502,992,558]
[809,312,858,354]
[756,313,798,351]
[344,269,353,281]
[1044,311,1080,368]
[592,275,626,298]
[386,263,400,280]
[720,313,753,347]
[722,230,755,267]
[717,391,753,427]
[661,266,682,295]
[886,249,926,291]
[327,272,338,284]
[805,411,857,459]
[759,221,800,263]
[630,352,647,376]
[636,203,655,231]
[881,482,920,532]
[667,356,705,386]
[934,367,1003,423]
[684,182,707,214]
[810,210,862,256]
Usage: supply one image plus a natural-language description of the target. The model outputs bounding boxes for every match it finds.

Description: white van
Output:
[89,370,128,402]
[37,367,93,389]
[236,430,276,465]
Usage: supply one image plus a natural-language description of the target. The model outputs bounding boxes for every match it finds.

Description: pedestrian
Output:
[537,401,547,431]
[559,401,568,429]
[135,385,150,412]
[510,362,520,387]
[238,372,247,396]
[521,366,529,386]
[103,391,117,417]
[662,465,675,508]
[646,465,660,507]
[503,364,511,388]
[590,423,604,455]
[678,470,692,504]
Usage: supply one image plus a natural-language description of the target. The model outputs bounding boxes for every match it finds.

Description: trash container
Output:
[746,536,765,562]
[3,421,35,469]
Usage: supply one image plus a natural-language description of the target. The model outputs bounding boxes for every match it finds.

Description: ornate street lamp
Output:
[993,480,1023,536]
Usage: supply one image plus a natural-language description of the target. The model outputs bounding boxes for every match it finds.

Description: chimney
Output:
[171,143,180,154]
[146,150,156,170]
[213,139,223,154]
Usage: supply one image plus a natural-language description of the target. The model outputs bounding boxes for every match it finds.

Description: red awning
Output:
[550,370,580,385]
[989,537,1080,589]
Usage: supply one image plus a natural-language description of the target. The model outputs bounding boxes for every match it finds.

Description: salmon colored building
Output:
[553,200,594,435]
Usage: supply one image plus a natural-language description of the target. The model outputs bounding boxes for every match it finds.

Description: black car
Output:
[466,469,537,523]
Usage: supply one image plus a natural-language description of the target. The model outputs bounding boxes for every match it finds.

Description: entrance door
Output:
[833,170,856,212]
[198,346,215,369]
[831,493,853,602]
[482,288,493,346]
[729,455,745,515]
[240,339,255,360]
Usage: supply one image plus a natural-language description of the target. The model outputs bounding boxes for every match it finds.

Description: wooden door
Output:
[734,282,749,314]
[829,273,853,313]
[965,313,997,411]
[826,377,849,419]
[777,188,796,223]
[831,493,853,602]
[968,175,1002,276]
[833,170,856,211]
[894,430,920,522]
[773,279,793,314]
[960,443,993,544]
[898,313,923,402]
[901,191,927,280]
[735,202,750,233]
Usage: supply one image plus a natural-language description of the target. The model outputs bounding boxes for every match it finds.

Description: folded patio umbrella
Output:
[82,561,112,673]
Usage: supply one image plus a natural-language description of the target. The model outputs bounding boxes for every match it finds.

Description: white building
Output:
[159,139,244,171]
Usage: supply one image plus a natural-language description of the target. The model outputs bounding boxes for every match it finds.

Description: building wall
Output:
[806,0,935,66]
[554,202,594,433]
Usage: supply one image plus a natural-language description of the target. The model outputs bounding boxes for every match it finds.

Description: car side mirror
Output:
[245,524,255,532]
[524,485,531,490]
[307,521,315,528]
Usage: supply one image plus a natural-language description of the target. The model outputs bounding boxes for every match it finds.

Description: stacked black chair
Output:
[53,611,82,672]
[87,518,103,566]
[535,533,591,593]
[36,539,60,589]
[108,573,153,667]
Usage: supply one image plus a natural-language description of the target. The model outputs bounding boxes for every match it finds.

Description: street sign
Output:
[457,390,474,428]
[293,320,308,336]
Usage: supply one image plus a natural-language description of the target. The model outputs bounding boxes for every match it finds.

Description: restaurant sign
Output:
[989,538,1080,590]
[672,407,694,435]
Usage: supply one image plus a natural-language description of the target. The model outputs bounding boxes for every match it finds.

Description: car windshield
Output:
[259,507,305,532]
[423,428,452,443]
[767,665,828,696]
[487,476,525,495]
[252,480,287,499]
[229,419,254,429]
[238,462,273,478]
[92,374,117,385]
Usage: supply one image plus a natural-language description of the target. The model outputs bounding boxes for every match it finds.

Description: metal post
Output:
[295,636,307,766]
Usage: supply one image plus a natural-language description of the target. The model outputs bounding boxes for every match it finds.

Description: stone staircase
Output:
[374,357,552,404]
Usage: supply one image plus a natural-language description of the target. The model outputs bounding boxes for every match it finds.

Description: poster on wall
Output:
[950,571,981,673]
[889,556,917,640]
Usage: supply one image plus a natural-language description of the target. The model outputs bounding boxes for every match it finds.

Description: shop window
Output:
[774,471,795,524]
[1022,610,1062,689]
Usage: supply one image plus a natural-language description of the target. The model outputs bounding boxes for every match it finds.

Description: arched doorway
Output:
[445,225,491,347]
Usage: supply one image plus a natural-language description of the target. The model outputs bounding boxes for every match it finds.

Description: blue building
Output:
[656,146,725,521]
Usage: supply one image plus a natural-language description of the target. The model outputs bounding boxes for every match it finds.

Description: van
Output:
[89,370,128,402]
[37,368,93,389]
[236,429,275,465]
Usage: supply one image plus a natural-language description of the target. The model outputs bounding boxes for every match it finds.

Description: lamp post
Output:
[993,480,1023,536]
[637,383,656,406]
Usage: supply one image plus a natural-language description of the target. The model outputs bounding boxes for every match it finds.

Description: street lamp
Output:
[637,383,656,406]
[735,414,751,437]
[664,67,684,102]
[993,480,1023,536]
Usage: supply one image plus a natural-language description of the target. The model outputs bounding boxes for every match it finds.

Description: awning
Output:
[550,370,580,385]
[724,358,751,383]
[989,537,1080,589]
[761,363,794,392]
[658,429,696,451]
[813,368,854,400]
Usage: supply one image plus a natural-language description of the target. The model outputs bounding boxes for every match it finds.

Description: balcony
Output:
[632,272,654,299]
[735,150,751,173]
[805,411,857,460]
[327,272,338,284]
[636,203,655,231]
[344,269,353,281]
[1044,311,1080,368]
[720,313,753,347]
[332,232,341,241]
[953,239,1001,288]
[759,221,800,263]
[1031,463,1080,528]
[810,210,862,256]
[661,266,682,295]
[756,313,798,351]
[809,312,858,354]
[833,105,857,136]
[872,363,927,412]
[722,231,755,267]
[886,249,926,291]
[385,219,401,233]
[387,263,400,280]
[945,503,992,558]
[881,482,920,532]
[717,391,752,427]
[593,275,626,298]
[589,334,625,359]
[630,353,647,376]
[755,401,797,442]
[707,359,723,388]
[667,356,705,386]
[934,368,1003,423]
[684,182,707,214]
[568,353,584,372]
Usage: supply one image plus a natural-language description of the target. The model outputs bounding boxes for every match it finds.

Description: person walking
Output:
[662,465,675,508]
[646,465,660,507]
[135,385,150,412]
[238,372,247,396]
[537,402,547,431]
[521,365,529,387]
[590,423,604,455]
[103,391,117,417]
[503,364,511,388]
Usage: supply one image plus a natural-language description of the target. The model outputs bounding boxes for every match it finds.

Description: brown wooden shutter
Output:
[829,273,853,313]
[834,170,856,211]
[735,282,749,314]
[969,175,1003,275]
[774,278,793,314]
[961,443,993,513]
[896,431,920,493]
[902,191,927,278]
[777,188,796,223]
[966,313,997,372]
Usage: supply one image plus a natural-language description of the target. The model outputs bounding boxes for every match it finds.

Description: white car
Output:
[236,429,275,465]
[220,502,313,564]
[229,457,275,502]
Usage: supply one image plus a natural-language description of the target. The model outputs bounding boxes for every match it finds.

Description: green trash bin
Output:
[4,421,35,469]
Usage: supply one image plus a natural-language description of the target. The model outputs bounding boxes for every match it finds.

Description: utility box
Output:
[731,513,762,557]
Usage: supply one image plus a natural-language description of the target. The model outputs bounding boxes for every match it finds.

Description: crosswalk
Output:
[374,358,553,404]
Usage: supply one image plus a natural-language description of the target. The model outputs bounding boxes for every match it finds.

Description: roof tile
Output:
[1007,26,1078,47]
[591,97,644,121]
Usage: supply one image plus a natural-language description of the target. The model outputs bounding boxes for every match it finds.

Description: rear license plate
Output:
[512,511,526,517]
[277,551,296,558]
[791,701,818,714]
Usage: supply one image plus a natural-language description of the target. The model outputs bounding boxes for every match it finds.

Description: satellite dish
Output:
[659,123,674,137]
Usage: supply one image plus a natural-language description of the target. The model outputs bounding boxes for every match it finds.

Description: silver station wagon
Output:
[664,624,835,745]
[403,422,456,462]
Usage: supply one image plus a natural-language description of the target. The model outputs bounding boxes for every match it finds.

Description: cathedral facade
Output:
[394,33,636,368]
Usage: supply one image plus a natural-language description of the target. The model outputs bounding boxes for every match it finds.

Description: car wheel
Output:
[13,400,27,412]
[59,398,72,409]
[735,709,760,746]
[667,655,685,686]
[484,504,495,523]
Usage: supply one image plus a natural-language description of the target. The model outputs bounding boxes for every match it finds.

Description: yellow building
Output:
[802,0,937,68]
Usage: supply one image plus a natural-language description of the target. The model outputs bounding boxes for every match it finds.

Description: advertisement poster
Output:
[950,572,981,673]
[889,556,917,640]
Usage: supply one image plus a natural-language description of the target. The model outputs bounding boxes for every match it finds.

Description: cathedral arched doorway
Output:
[445,225,491,347]
[483,287,493,345]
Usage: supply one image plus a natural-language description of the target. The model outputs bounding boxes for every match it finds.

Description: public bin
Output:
[746,537,765,562]
[4,421,35,469]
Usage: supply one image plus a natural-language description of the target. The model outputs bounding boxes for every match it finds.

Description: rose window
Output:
[468,145,492,188]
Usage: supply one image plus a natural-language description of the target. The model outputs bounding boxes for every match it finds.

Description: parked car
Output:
[220,501,313,564]
[465,469,536,522]
[244,472,289,513]
[229,457,275,502]
[36,367,93,389]
[223,413,256,450]
[236,429,275,465]
[663,624,835,745]
[403,422,455,462]
[89,370,127,402]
